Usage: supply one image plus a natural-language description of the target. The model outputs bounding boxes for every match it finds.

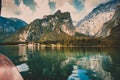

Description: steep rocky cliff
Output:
[5,10,75,42]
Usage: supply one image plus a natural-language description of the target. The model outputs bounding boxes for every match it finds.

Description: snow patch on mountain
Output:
[76,0,120,37]
[76,11,115,36]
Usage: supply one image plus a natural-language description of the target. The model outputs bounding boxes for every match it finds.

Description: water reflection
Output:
[18,45,28,62]
[108,47,120,80]
[23,47,113,80]
[0,46,120,80]
[68,65,89,80]
[67,55,113,80]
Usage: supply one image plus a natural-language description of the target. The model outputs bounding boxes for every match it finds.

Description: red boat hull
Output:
[0,54,23,80]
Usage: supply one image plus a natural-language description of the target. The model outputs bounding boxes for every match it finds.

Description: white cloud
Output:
[34,0,51,18]
[2,0,51,23]
[17,0,51,23]
[1,0,110,24]
[16,1,33,22]
[50,0,69,7]
[2,0,20,15]
[52,0,109,25]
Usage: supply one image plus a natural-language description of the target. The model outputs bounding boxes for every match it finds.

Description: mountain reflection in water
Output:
[67,55,113,80]
[68,65,89,80]
[0,45,120,80]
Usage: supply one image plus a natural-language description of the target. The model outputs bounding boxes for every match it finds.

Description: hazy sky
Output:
[1,0,110,24]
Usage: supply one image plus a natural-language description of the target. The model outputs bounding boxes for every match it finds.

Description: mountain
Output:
[0,16,27,41]
[100,5,120,38]
[0,16,27,33]
[5,10,77,42]
[107,6,120,44]
[76,0,120,37]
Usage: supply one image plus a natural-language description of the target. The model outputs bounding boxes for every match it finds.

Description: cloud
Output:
[48,1,56,11]
[52,0,110,22]
[70,0,85,11]
[50,0,67,7]
[14,0,21,6]
[2,0,20,15]
[17,0,51,23]
[2,0,51,23]
[1,0,110,24]
[49,0,110,22]
[22,0,37,11]
[14,0,37,11]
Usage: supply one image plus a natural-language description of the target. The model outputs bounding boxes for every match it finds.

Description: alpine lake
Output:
[0,45,120,80]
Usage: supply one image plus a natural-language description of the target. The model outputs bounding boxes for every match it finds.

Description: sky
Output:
[1,0,110,24]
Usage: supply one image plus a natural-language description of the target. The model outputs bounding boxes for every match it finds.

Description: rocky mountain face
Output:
[6,10,75,42]
[76,0,120,37]
[0,16,27,41]
[107,6,120,41]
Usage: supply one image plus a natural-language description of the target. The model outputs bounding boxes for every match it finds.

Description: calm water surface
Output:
[0,45,120,80]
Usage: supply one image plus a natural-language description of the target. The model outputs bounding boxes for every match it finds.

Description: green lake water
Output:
[0,45,120,80]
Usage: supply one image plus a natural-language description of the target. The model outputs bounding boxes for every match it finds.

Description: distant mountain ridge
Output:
[76,0,120,37]
[0,16,27,41]
[0,16,27,33]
